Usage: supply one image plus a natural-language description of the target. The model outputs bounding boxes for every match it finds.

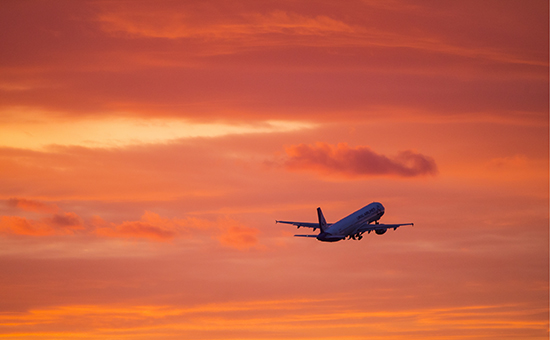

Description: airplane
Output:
[276,202,413,242]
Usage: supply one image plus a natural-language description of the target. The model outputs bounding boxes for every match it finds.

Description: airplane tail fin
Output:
[317,207,327,233]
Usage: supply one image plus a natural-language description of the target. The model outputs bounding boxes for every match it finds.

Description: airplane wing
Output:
[275,220,333,230]
[357,223,414,233]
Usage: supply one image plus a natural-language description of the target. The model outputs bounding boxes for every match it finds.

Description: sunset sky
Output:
[0,1,548,339]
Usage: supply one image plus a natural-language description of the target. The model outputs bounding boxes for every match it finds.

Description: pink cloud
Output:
[94,212,184,242]
[93,212,261,249]
[283,142,437,178]
[217,219,261,250]
[7,198,60,214]
[0,212,83,236]
[95,220,177,241]
[1,199,261,248]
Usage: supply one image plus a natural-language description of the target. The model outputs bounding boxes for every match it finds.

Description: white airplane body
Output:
[276,202,413,242]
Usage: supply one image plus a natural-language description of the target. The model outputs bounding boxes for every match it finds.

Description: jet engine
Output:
[375,228,387,235]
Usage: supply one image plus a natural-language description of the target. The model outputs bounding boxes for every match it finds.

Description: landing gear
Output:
[347,233,363,240]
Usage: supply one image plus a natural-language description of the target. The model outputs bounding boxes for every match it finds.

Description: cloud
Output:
[0,0,546,126]
[94,2,544,67]
[0,143,234,201]
[95,212,261,249]
[0,114,313,150]
[283,142,437,178]
[94,211,194,242]
[217,219,261,250]
[98,6,355,40]
[486,154,529,170]
[483,154,548,181]
[1,198,261,249]
[2,300,546,340]
[48,212,83,229]
[0,212,83,236]
[7,198,59,214]
[95,220,177,241]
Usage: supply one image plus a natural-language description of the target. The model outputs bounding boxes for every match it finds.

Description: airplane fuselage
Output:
[317,202,385,242]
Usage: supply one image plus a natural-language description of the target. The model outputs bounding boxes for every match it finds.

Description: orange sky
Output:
[0,1,548,339]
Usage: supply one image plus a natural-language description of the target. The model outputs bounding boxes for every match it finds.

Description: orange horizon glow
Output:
[0,1,547,339]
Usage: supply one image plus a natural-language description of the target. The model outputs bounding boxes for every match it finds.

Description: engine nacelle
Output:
[375,228,387,235]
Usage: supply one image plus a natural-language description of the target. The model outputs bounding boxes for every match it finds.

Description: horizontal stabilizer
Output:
[294,234,318,238]
[276,221,324,229]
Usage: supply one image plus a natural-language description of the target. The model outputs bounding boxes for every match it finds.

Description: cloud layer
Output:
[2,199,260,249]
[0,0,546,123]
[0,1,547,339]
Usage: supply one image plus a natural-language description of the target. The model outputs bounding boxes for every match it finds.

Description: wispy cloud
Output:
[1,201,260,249]
[0,113,314,150]
[7,198,59,214]
[95,1,547,67]
[98,213,261,249]
[1,301,545,340]
[0,213,83,236]
[217,219,260,250]
[99,8,355,40]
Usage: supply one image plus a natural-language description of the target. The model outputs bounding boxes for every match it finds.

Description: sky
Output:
[0,0,548,339]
